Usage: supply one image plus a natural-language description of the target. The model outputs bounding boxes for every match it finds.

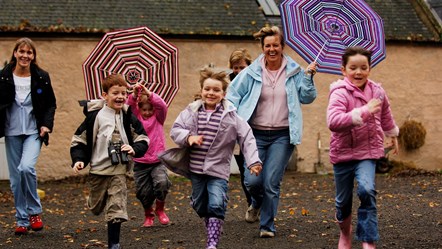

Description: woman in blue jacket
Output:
[0,38,56,235]
[226,26,317,238]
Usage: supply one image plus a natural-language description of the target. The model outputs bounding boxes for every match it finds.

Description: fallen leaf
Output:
[429,202,438,207]
[289,208,295,215]
[301,208,309,216]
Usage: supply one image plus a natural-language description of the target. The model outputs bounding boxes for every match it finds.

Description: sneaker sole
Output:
[259,231,275,238]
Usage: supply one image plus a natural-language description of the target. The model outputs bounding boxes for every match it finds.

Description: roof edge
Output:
[412,0,442,41]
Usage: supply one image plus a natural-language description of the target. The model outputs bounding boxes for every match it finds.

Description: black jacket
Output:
[0,63,57,142]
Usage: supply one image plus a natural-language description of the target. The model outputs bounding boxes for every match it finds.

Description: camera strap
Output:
[115,113,129,145]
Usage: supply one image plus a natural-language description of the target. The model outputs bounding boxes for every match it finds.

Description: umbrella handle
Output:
[314,42,327,64]
[308,42,327,76]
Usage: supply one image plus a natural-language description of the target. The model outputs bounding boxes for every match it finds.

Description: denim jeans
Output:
[5,134,42,227]
[244,129,294,233]
[334,159,379,242]
[190,173,228,219]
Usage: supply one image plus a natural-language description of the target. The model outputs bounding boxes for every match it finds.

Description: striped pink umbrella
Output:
[82,26,179,106]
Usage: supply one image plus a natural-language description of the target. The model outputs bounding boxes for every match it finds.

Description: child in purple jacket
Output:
[126,83,171,227]
[327,46,399,249]
[160,67,262,249]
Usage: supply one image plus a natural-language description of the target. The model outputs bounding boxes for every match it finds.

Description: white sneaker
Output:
[245,205,260,223]
[259,230,275,238]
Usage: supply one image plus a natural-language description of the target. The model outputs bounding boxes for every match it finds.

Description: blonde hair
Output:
[253,26,285,49]
[199,67,229,92]
[228,48,252,69]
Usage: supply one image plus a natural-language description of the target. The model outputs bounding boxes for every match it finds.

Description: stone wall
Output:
[0,38,440,180]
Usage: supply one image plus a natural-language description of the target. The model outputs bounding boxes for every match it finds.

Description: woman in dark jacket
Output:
[0,37,56,235]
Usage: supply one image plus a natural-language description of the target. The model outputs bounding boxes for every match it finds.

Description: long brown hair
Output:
[9,37,39,67]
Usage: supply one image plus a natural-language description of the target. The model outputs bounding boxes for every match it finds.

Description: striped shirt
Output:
[189,103,224,173]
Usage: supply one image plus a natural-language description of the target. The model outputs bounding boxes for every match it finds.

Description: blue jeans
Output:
[244,129,294,233]
[334,159,379,242]
[190,173,228,219]
[5,134,42,227]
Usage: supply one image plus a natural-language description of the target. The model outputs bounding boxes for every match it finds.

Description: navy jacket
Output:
[0,63,57,143]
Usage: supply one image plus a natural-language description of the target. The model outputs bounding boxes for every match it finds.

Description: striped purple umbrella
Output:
[280,0,385,75]
[83,26,179,106]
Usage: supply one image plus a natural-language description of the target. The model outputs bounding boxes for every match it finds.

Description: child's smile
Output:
[103,85,128,111]
[201,78,225,110]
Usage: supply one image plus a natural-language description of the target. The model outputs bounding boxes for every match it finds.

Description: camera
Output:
[108,140,129,165]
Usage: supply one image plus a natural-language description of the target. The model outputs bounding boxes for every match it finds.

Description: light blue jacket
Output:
[226,54,317,145]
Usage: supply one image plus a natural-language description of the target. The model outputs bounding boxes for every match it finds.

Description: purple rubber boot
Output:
[206,217,223,249]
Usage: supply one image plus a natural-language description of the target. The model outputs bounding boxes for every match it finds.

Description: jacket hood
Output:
[329,78,386,108]
[188,99,237,113]
[329,78,383,95]
[329,78,348,93]
[247,54,302,81]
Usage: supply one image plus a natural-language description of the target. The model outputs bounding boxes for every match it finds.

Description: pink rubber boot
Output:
[155,200,170,225]
[143,208,155,227]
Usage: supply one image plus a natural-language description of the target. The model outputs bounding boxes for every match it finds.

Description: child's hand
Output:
[140,84,151,97]
[121,144,135,156]
[386,136,399,155]
[133,83,142,98]
[367,98,382,114]
[188,135,203,146]
[249,163,262,176]
[73,161,84,174]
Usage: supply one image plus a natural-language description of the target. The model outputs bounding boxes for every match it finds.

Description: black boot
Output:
[108,220,122,249]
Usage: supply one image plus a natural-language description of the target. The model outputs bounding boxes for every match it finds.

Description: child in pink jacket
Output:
[126,83,171,227]
[327,46,399,249]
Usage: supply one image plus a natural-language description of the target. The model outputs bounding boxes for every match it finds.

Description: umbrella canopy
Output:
[83,26,179,106]
[280,0,385,75]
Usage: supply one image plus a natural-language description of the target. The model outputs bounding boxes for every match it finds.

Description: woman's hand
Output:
[306,62,318,75]
[249,163,262,176]
[39,126,50,137]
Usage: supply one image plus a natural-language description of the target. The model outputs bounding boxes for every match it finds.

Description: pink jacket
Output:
[327,78,399,164]
[126,93,167,164]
